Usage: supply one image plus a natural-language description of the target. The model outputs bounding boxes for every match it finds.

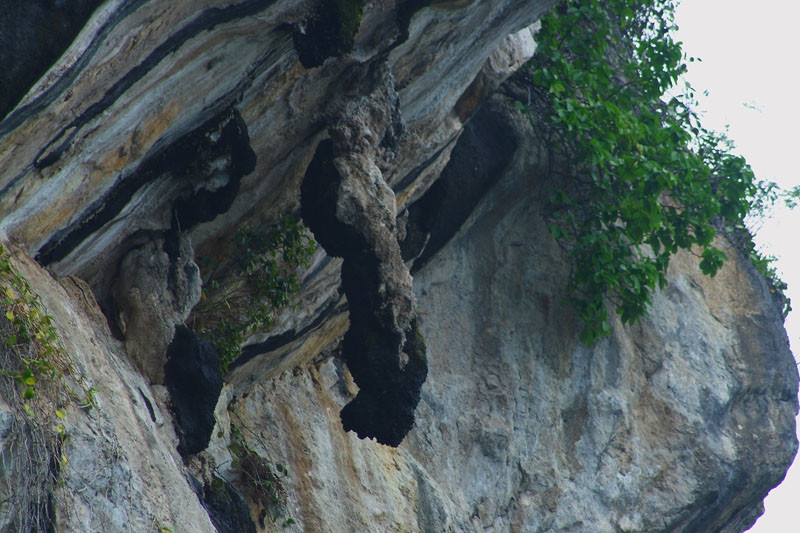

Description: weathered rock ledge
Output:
[0,1,796,532]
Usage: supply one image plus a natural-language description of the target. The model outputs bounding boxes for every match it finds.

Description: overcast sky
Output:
[672,1,800,531]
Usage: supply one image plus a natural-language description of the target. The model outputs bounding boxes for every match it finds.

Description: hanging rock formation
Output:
[0,0,796,532]
[300,61,427,446]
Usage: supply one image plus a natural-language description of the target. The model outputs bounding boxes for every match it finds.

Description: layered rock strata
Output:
[0,0,795,532]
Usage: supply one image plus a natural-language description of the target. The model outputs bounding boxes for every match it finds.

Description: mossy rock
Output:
[294,0,366,68]
[405,319,427,362]
[203,476,256,533]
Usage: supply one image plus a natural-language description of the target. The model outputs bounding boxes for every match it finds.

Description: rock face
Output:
[405,93,799,532]
[0,246,216,532]
[0,1,796,532]
[113,232,202,383]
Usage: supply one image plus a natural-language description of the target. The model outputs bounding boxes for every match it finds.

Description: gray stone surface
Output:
[113,233,201,383]
[406,94,799,532]
[214,95,799,532]
[1,247,216,532]
[0,0,555,290]
[0,0,795,531]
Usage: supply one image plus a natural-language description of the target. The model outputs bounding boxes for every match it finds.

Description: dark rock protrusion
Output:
[171,109,256,230]
[203,476,257,533]
[165,325,223,457]
[301,131,427,446]
[401,101,520,271]
[339,318,427,446]
[36,107,255,267]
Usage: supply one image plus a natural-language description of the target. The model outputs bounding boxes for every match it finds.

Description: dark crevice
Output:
[165,325,223,457]
[300,139,427,447]
[380,0,434,58]
[300,140,367,258]
[679,468,757,532]
[41,442,62,533]
[36,107,255,267]
[392,135,457,194]
[400,101,520,272]
[395,0,432,45]
[234,299,342,371]
[292,0,429,69]
[293,0,366,69]
[203,476,257,533]
[0,0,148,134]
[0,0,107,122]
[138,387,157,423]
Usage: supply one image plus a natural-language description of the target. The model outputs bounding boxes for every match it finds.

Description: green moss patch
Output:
[293,0,366,68]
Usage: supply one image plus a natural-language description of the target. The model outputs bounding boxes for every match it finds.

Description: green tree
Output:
[518,0,786,343]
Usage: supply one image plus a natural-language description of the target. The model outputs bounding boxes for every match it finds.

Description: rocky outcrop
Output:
[0,0,555,447]
[0,0,796,532]
[0,246,216,532]
[404,92,799,532]
[113,232,202,383]
[300,61,427,446]
[208,89,798,532]
[165,325,224,456]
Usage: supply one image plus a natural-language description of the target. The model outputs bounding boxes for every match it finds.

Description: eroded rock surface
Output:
[0,0,796,531]
[405,92,799,532]
[300,61,426,446]
[0,246,216,532]
[221,89,799,532]
[112,232,201,383]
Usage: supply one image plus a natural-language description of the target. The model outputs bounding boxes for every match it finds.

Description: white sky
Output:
[672,1,800,531]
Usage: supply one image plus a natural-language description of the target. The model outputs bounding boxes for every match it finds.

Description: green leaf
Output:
[523,0,763,343]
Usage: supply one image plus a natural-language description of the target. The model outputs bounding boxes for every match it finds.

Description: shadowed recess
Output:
[400,101,520,271]
[293,0,366,68]
[36,107,255,267]
[0,0,105,121]
[165,325,223,457]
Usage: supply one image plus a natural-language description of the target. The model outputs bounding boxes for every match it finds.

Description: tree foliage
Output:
[194,216,316,374]
[517,0,781,343]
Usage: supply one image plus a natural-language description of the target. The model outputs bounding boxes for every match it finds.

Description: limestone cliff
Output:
[0,1,796,532]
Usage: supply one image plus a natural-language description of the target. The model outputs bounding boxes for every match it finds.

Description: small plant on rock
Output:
[194,216,316,374]
[0,243,94,531]
[228,422,296,528]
